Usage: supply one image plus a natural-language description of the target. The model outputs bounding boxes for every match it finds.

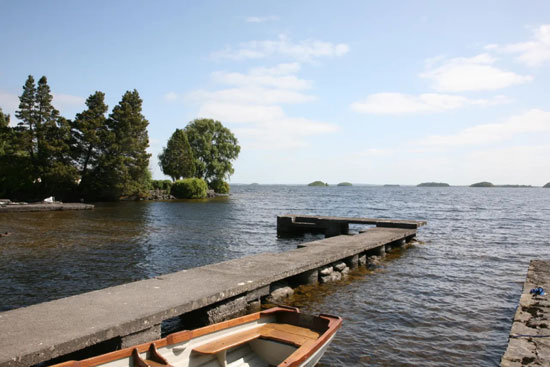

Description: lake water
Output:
[1,185,549,366]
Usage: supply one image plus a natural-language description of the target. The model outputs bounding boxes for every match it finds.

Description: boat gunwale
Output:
[49,307,342,367]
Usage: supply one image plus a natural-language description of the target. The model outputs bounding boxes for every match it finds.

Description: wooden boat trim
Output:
[278,313,342,367]
[51,306,342,367]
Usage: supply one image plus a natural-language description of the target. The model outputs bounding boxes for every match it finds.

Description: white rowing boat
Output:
[52,306,342,367]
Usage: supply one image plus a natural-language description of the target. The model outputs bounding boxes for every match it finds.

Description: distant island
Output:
[308,181,329,187]
[384,184,400,187]
[337,182,352,186]
[544,182,550,188]
[471,182,533,188]
[417,182,450,187]
[470,182,494,187]
[249,183,260,186]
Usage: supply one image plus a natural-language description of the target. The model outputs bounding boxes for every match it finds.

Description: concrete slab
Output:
[0,203,94,212]
[501,260,550,366]
[0,226,416,367]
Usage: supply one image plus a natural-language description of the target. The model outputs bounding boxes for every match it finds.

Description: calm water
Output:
[1,186,549,366]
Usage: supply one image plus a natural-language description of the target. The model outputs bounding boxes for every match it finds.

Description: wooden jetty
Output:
[501,260,550,366]
[0,215,425,367]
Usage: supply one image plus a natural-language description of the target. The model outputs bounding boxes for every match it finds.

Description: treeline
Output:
[0,75,151,201]
[1,75,241,202]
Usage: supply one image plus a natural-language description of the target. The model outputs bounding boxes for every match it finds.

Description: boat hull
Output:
[51,306,342,367]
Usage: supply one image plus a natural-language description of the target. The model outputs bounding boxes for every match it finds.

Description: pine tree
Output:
[72,91,108,177]
[90,90,151,199]
[158,129,195,181]
[15,75,37,161]
[0,107,11,156]
[12,76,77,199]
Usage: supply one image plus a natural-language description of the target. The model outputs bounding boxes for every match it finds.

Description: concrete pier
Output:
[277,214,426,237]
[0,215,423,367]
[501,260,550,366]
[0,202,94,213]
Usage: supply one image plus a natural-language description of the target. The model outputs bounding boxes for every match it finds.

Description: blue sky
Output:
[1,1,550,185]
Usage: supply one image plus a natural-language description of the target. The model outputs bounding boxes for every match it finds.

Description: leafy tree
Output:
[184,118,240,184]
[88,90,151,200]
[72,91,108,178]
[158,128,195,181]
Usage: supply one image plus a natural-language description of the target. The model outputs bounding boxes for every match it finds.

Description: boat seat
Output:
[192,323,320,355]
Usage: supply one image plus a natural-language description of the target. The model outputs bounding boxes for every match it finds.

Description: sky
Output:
[1,1,550,185]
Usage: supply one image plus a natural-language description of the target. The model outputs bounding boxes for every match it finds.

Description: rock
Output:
[268,283,294,303]
[319,266,333,276]
[333,262,347,272]
[340,266,350,275]
[206,189,216,198]
[367,256,382,268]
[358,254,367,266]
[320,271,342,284]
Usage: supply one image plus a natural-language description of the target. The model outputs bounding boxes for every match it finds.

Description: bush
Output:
[171,178,208,199]
[150,179,172,191]
[210,179,230,194]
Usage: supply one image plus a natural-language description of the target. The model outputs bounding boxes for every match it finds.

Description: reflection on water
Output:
[1,185,549,366]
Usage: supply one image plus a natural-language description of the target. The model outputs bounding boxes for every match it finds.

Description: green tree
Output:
[72,91,108,178]
[35,76,77,197]
[158,128,195,181]
[11,76,77,199]
[0,107,9,127]
[15,75,37,161]
[184,118,240,184]
[0,107,11,155]
[88,90,151,200]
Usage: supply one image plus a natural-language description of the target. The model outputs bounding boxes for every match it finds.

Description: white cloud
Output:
[487,25,550,67]
[245,16,278,23]
[197,102,336,149]
[173,62,338,149]
[211,64,311,90]
[168,63,314,105]
[0,90,19,116]
[213,35,349,61]
[53,93,85,108]
[164,92,179,101]
[350,92,510,115]
[420,53,532,92]
[421,109,550,146]
[355,148,393,157]
[189,87,315,105]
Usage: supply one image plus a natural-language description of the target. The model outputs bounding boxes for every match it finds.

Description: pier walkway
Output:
[0,203,93,213]
[501,260,550,366]
[0,216,423,367]
[277,214,426,237]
